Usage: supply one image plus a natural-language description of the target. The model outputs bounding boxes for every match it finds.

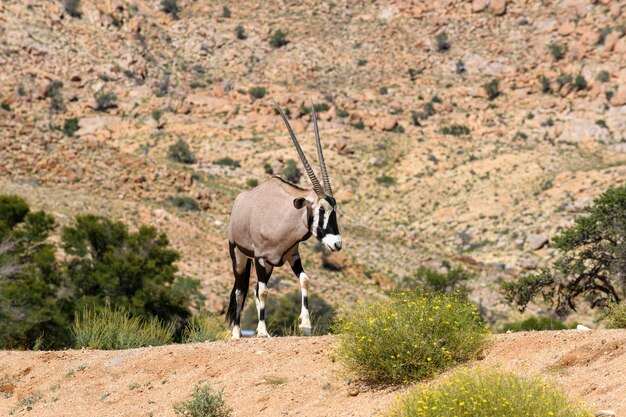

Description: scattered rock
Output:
[472,0,488,13]
[576,324,591,331]
[527,233,549,250]
[595,410,617,417]
[347,387,360,397]
[490,0,507,16]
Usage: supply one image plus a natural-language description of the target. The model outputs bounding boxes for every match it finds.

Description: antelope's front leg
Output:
[289,253,312,336]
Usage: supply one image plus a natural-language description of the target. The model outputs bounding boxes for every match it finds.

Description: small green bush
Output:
[169,196,200,212]
[596,70,610,83]
[168,139,196,164]
[174,384,232,417]
[64,0,82,18]
[455,59,466,74]
[483,79,500,100]
[1,102,10,112]
[248,86,267,99]
[263,162,273,175]
[397,264,474,295]
[557,74,573,89]
[235,25,246,40]
[214,157,240,169]
[63,118,80,137]
[352,120,365,130]
[603,302,626,329]
[548,42,567,61]
[379,86,388,95]
[222,6,231,18]
[573,74,587,91]
[441,124,470,136]
[300,102,330,115]
[152,109,163,122]
[501,316,571,332]
[336,108,349,118]
[182,314,229,343]
[161,0,180,19]
[334,291,489,384]
[540,75,552,94]
[387,369,592,417]
[246,178,259,188]
[73,307,173,350]
[269,29,288,48]
[376,175,396,186]
[357,59,368,67]
[95,91,117,112]
[283,159,301,183]
[435,32,450,52]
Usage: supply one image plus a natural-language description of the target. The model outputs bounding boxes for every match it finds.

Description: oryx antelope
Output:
[226,104,342,339]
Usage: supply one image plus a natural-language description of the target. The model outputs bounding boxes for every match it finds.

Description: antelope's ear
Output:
[293,197,312,209]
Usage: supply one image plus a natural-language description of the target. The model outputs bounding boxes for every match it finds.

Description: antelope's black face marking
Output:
[314,196,342,252]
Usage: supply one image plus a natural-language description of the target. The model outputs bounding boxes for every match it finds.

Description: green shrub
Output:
[540,75,552,94]
[168,139,196,164]
[174,384,232,417]
[387,369,592,417]
[235,25,246,40]
[573,74,587,91]
[95,91,117,112]
[214,157,240,168]
[397,264,474,295]
[501,316,570,332]
[334,291,489,384]
[435,32,450,52]
[283,159,301,183]
[151,109,163,122]
[64,0,81,18]
[300,102,330,115]
[73,306,173,349]
[169,195,200,212]
[246,178,259,188]
[263,162,273,175]
[596,70,610,83]
[441,124,470,136]
[357,59,367,67]
[241,290,335,336]
[336,108,349,118]
[352,120,365,130]
[0,102,10,112]
[483,79,500,100]
[161,0,180,19]
[376,175,396,186]
[603,302,626,329]
[248,86,267,99]
[63,118,79,137]
[182,314,229,343]
[455,59,466,74]
[379,86,388,95]
[269,29,288,48]
[548,42,567,61]
[596,119,608,129]
[557,74,573,89]
[222,6,231,18]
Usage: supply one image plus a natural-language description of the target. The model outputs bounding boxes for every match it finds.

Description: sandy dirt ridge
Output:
[1,329,625,416]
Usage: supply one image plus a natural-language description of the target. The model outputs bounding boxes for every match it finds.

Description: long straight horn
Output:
[311,102,332,196]
[275,104,325,197]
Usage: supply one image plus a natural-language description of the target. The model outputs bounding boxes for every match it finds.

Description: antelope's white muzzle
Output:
[322,234,342,252]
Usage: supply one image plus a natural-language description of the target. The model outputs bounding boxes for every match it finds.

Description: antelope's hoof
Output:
[300,326,312,336]
[256,331,271,338]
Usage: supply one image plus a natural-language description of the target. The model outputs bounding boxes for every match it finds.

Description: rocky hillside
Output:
[1,0,626,320]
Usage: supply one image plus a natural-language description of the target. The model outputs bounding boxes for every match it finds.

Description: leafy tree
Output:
[397,263,474,295]
[502,185,626,316]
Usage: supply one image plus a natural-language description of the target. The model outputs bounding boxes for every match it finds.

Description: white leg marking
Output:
[256,282,270,338]
[299,272,312,336]
[232,325,241,340]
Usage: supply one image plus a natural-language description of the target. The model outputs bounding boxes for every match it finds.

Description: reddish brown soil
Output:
[1,330,625,417]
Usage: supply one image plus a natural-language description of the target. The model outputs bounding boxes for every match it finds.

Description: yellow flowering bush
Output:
[388,369,592,417]
[334,292,489,384]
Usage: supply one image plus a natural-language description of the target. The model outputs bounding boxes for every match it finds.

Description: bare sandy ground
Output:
[1,330,624,417]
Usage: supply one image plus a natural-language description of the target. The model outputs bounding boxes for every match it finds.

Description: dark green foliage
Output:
[95,91,117,112]
[222,6,231,18]
[597,26,612,45]
[235,25,247,40]
[501,184,626,315]
[168,139,196,164]
[357,59,368,67]
[483,79,500,100]
[501,316,571,332]
[151,109,163,122]
[596,70,610,83]
[269,29,288,48]
[214,157,240,168]
[596,119,608,129]
[379,86,388,95]
[241,290,335,336]
[441,124,470,136]
[0,197,199,349]
[548,42,567,61]
[46,81,65,113]
[352,120,365,130]
[169,195,200,212]
[376,175,396,186]
[539,75,552,93]
[573,74,587,91]
[336,108,349,118]
[161,0,180,19]
[602,302,626,329]
[174,384,232,417]
[263,162,273,175]
[63,118,79,137]
[300,102,330,115]
[397,264,474,295]
[435,32,450,52]
[408,68,421,81]
[0,102,10,112]
[283,159,301,183]
[455,60,466,75]
[64,0,82,18]
[248,86,267,99]
[557,74,573,89]
[246,178,259,188]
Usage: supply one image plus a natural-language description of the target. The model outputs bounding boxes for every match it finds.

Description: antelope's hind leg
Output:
[288,253,312,336]
[254,258,273,338]
[228,243,252,340]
